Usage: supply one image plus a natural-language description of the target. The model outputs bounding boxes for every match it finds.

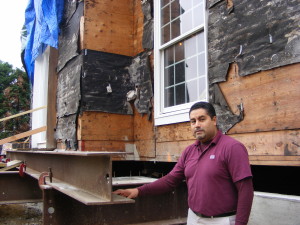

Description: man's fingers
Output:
[112,189,124,195]
[113,188,138,199]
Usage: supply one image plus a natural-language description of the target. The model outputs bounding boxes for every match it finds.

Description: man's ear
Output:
[212,116,217,125]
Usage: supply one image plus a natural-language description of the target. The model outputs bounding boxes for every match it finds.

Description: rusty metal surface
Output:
[7,150,132,205]
[41,182,188,225]
[0,171,42,204]
[43,189,58,225]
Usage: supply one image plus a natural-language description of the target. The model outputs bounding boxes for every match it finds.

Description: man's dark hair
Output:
[189,102,216,118]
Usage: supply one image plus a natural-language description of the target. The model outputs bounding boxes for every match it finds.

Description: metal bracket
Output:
[38,168,53,190]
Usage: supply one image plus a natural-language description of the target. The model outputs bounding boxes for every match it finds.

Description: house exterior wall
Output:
[54,0,300,166]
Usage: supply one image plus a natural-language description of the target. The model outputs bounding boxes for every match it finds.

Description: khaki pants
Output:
[187,208,236,225]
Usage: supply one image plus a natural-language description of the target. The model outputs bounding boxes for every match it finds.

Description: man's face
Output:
[190,108,218,143]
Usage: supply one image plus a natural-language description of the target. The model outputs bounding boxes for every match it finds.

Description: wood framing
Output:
[46,47,58,149]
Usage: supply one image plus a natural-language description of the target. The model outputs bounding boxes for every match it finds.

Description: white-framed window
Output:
[154,0,208,126]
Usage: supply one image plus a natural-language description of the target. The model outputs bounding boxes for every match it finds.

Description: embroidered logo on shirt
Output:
[210,155,215,159]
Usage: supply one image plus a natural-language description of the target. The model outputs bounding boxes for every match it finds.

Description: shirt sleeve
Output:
[234,178,254,225]
[138,151,187,196]
[227,142,253,183]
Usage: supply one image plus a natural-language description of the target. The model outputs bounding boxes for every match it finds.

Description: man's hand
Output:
[113,188,139,199]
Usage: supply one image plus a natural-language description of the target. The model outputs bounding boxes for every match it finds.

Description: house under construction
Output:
[1,0,300,224]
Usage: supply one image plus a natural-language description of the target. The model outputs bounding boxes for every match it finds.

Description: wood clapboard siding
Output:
[219,63,300,134]
[156,140,194,162]
[155,122,194,161]
[156,122,194,142]
[231,130,300,156]
[82,0,135,56]
[217,63,300,166]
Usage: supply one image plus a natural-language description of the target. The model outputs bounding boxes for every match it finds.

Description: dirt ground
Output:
[0,202,43,225]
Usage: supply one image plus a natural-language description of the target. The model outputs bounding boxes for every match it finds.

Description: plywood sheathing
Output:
[77,111,134,153]
[77,106,156,158]
[133,101,155,158]
[83,0,135,56]
[57,1,83,72]
[208,0,300,84]
[78,112,134,142]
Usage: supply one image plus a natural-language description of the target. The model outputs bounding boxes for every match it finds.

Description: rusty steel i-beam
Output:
[7,150,133,205]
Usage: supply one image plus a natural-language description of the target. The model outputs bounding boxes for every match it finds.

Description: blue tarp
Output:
[23,0,64,85]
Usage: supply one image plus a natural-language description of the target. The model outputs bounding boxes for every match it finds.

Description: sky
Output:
[0,1,28,69]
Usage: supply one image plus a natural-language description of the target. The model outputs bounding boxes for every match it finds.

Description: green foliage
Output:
[0,61,31,140]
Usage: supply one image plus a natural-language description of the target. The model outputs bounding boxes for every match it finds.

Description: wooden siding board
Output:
[156,141,194,162]
[135,140,155,158]
[133,105,155,158]
[85,0,133,15]
[219,63,300,134]
[156,122,194,142]
[78,140,131,152]
[250,160,300,166]
[231,130,300,157]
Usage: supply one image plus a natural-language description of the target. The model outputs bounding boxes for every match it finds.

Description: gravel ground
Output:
[0,202,43,225]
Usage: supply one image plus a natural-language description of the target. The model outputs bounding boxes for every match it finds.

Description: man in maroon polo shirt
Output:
[114,102,254,225]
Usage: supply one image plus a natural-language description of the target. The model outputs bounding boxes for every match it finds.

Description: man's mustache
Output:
[194,128,204,132]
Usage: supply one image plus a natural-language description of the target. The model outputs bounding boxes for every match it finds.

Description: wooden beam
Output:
[0,106,47,122]
[46,47,58,149]
[0,126,47,145]
[0,160,22,172]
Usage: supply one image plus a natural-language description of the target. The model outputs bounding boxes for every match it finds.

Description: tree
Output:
[0,61,31,140]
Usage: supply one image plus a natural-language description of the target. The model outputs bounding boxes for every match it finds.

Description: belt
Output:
[193,210,236,218]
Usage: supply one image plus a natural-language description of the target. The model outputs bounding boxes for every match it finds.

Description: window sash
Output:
[154,0,208,125]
